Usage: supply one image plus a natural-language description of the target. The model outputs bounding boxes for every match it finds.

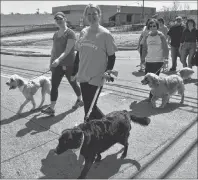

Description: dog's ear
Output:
[17,79,24,87]
[10,78,14,82]
[151,75,160,86]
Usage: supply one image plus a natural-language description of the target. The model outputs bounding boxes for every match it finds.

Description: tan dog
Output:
[6,74,51,114]
[141,73,185,108]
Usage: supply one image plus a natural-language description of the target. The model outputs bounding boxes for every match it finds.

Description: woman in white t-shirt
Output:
[72,4,118,122]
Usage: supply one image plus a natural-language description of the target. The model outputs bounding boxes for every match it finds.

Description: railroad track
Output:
[1,64,197,111]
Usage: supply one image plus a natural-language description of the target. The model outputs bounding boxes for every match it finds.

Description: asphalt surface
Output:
[0,50,198,179]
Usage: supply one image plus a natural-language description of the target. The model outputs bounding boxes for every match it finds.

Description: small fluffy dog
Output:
[141,73,185,108]
[6,74,51,114]
[54,110,150,179]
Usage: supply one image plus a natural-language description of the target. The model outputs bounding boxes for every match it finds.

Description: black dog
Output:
[54,110,150,179]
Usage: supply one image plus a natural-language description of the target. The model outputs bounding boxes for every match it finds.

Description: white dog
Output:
[141,73,185,108]
[6,74,51,114]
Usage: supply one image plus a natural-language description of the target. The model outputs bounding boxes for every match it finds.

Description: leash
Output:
[154,59,168,74]
[28,69,50,81]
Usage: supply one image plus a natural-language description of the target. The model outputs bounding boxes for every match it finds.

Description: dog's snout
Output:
[6,82,9,85]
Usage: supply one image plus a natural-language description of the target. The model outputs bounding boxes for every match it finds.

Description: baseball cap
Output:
[54,12,65,19]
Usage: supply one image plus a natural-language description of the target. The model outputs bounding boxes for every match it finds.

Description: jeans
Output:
[80,82,104,121]
[145,62,164,99]
[51,66,81,102]
[171,46,180,69]
[181,42,196,68]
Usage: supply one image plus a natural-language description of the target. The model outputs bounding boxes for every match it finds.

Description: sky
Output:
[1,1,197,14]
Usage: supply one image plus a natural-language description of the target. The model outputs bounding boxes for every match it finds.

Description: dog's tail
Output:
[129,113,150,126]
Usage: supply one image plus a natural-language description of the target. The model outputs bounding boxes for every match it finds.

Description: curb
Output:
[0,47,138,57]
[0,51,51,57]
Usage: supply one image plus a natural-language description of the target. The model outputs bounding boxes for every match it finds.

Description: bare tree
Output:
[171,1,181,18]
[183,3,190,18]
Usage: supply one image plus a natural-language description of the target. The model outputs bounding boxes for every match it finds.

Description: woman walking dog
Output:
[72,4,118,122]
[142,19,169,102]
[41,12,83,116]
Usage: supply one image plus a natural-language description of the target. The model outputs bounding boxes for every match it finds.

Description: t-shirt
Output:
[52,28,76,67]
[144,31,169,62]
[75,25,117,86]
[167,24,185,47]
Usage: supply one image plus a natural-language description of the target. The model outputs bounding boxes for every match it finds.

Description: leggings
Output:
[80,82,104,121]
[51,66,81,102]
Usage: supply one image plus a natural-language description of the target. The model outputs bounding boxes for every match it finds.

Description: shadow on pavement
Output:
[39,148,141,179]
[132,71,145,77]
[183,78,198,85]
[129,100,188,117]
[0,105,48,126]
[16,108,77,137]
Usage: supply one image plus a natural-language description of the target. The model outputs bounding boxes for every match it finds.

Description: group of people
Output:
[138,16,198,73]
[41,4,117,122]
[41,4,198,118]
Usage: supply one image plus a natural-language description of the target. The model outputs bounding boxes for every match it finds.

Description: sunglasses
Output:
[54,17,63,20]
[149,25,157,28]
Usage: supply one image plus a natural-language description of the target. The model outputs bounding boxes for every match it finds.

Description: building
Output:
[52,5,156,27]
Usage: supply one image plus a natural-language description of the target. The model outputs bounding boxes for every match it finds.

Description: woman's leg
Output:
[80,82,104,122]
[64,66,81,97]
[187,43,196,68]
[64,66,83,108]
[41,66,64,115]
[180,43,189,68]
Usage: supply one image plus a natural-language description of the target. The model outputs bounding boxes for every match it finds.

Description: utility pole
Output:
[142,0,144,23]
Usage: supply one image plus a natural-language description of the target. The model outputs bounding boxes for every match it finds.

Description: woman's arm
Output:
[55,39,76,64]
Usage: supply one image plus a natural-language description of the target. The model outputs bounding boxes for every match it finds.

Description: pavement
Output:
[0,41,198,179]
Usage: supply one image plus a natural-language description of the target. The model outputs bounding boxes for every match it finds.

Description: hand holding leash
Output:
[103,70,118,82]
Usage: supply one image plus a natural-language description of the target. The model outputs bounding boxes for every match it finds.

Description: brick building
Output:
[52,5,156,27]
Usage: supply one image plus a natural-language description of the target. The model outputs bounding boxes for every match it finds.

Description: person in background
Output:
[137,18,151,72]
[180,19,198,68]
[41,12,83,116]
[158,17,169,40]
[167,16,185,71]
[71,4,117,122]
[142,19,169,102]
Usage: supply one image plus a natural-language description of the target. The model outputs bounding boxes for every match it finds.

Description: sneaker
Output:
[41,106,55,116]
[72,99,84,109]
[138,68,144,72]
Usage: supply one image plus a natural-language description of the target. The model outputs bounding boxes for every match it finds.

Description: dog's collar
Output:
[75,132,84,160]
[19,85,25,92]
